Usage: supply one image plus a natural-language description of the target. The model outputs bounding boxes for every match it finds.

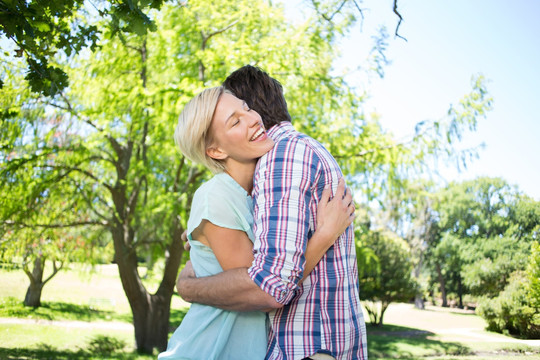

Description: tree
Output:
[0,0,169,96]
[0,0,406,97]
[0,64,109,306]
[476,241,540,338]
[1,0,492,352]
[358,229,417,326]
[426,178,540,307]
[477,270,540,338]
[1,0,382,352]
[526,241,540,320]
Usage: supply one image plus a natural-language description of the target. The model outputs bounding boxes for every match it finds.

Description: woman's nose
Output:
[248,113,260,127]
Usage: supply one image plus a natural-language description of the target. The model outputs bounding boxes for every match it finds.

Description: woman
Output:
[158,87,355,360]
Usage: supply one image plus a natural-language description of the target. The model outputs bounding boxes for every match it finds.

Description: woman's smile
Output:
[208,93,274,164]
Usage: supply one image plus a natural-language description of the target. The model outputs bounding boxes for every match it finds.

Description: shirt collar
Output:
[267,121,294,141]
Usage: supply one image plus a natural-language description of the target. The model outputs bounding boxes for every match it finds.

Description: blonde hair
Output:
[174,86,230,173]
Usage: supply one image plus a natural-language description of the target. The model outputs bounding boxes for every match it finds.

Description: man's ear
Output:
[206,146,228,161]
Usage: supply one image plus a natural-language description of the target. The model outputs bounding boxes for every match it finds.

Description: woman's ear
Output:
[206,146,228,161]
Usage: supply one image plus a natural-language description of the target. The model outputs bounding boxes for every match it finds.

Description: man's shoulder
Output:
[271,128,325,154]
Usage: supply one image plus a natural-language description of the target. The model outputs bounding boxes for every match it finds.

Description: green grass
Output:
[0,323,132,349]
[0,296,132,322]
[1,265,539,359]
[0,263,188,316]
[0,347,155,360]
[365,304,540,359]
[367,324,470,359]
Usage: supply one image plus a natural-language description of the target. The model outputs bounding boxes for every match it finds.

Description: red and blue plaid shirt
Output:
[248,122,368,360]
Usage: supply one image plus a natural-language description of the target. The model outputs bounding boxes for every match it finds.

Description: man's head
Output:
[223,65,291,129]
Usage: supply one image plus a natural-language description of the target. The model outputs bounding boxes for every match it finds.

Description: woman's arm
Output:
[193,220,254,270]
[178,222,281,312]
[302,178,355,281]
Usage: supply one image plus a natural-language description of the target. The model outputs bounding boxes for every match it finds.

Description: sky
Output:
[289,0,540,200]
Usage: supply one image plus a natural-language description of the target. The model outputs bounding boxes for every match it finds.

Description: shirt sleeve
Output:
[187,178,254,242]
[247,138,319,304]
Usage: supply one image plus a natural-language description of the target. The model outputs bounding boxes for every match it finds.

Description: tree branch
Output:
[42,260,64,285]
[334,142,405,159]
[40,164,113,193]
[6,220,107,229]
[172,156,186,193]
[201,20,240,46]
[351,0,365,30]
[69,179,112,223]
[393,0,407,41]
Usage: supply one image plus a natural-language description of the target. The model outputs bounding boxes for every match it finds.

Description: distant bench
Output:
[88,297,116,310]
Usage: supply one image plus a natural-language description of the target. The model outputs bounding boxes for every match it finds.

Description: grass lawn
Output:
[366,304,540,359]
[1,264,539,359]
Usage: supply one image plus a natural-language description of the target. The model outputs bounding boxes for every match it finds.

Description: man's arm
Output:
[176,261,283,312]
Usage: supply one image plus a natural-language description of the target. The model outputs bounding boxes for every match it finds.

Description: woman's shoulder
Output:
[194,173,246,203]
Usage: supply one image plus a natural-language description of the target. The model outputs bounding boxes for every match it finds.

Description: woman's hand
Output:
[300,178,355,283]
[316,177,355,245]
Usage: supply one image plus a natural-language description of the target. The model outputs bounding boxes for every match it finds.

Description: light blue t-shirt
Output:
[158,173,268,360]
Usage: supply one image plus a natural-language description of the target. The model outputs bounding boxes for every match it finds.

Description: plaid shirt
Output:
[248,122,368,360]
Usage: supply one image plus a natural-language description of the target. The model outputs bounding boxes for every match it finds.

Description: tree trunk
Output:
[23,256,45,307]
[414,294,425,310]
[24,282,44,307]
[413,261,425,310]
[23,255,63,308]
[457,274,463,309]
[132,293,173,352]
[379,301,390,326]
[364,301,382,326]
[111,221,184,353]
[436,262,447,307]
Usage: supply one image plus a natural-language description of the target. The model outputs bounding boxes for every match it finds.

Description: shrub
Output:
[86,335,127,355]
[477,271,540,338]
[526,241,540,310]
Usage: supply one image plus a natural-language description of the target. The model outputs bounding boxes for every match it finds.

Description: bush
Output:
[526,241,540,309]
[86,335,127,355]
[477,271,540,338]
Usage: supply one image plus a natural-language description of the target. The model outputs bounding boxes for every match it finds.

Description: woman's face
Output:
[207,93,274,164]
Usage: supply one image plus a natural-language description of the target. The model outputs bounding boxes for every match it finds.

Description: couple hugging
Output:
[159,65,367,360]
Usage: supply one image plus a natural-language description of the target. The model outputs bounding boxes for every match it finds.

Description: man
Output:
[177,65,367,360]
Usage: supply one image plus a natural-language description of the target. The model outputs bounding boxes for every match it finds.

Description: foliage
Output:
[477,271,540,339]
[358,229,417,325]
[526,241,540,309]
[0,0,167,96]
[426,178,540,306]
[1,0,496,352]
[1,0,381,352]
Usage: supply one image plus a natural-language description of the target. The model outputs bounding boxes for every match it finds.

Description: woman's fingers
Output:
[320,183,331,205]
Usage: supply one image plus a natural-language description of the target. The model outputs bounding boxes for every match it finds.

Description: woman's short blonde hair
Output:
[174,86,231,173]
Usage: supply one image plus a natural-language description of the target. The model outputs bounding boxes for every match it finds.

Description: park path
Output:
[0,317,133,331]
[379,303,540,348]
[2,303,539,349]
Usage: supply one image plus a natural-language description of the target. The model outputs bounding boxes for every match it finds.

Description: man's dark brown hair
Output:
[223,65,291,129]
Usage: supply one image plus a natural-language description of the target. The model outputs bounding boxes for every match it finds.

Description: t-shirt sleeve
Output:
[187,181,252,241]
